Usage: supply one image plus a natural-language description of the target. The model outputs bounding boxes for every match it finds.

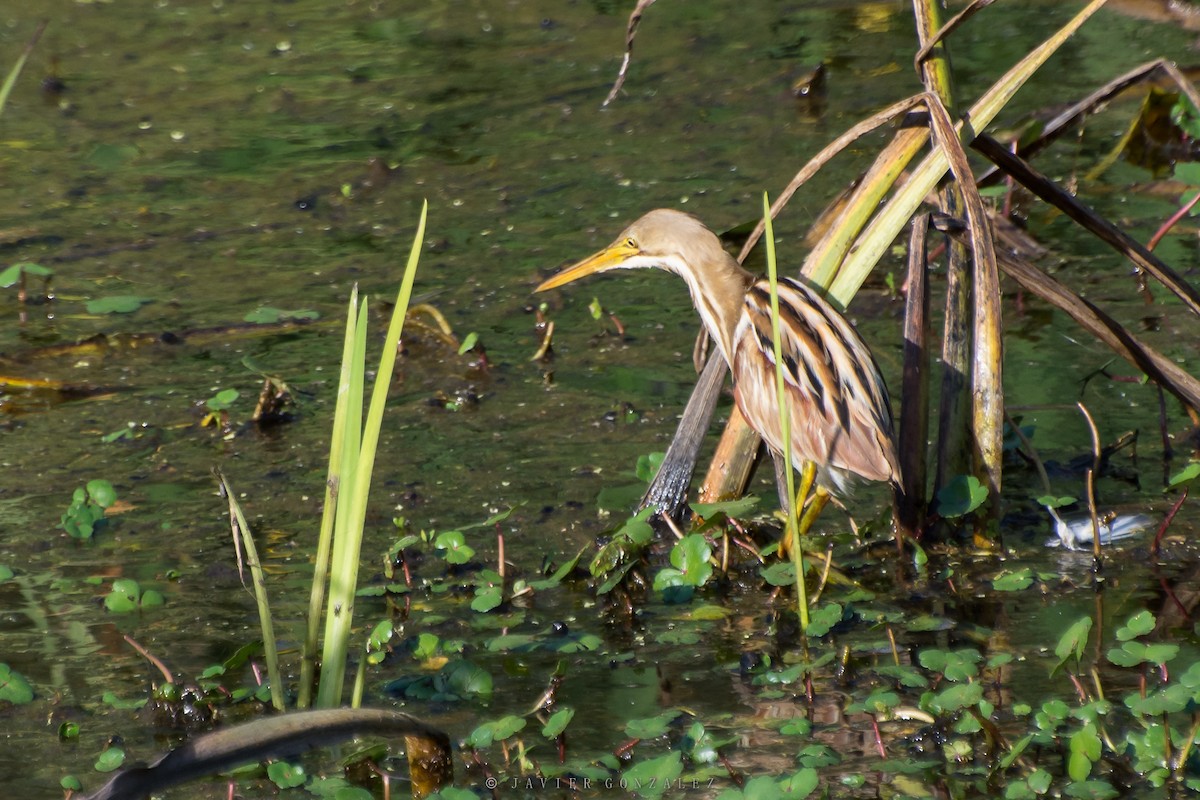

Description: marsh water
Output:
[1,1,1199,797]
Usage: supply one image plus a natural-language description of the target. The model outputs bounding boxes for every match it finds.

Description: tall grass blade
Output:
[216,470,285,712]
[826,0,1109,304]
[763,193,808,631]
[316,301,369,706]
[0,21,46,118]
[298,286,361,708]
[316,201,428,707]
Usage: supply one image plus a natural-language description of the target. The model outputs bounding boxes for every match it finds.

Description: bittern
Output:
[536,209,900,537]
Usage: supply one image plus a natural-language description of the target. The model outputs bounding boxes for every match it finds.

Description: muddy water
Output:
[0,1,1198,796]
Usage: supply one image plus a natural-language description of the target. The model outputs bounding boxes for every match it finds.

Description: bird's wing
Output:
[732,278,899,486]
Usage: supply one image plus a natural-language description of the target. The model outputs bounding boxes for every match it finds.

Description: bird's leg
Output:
[796,485,831,541]
[779,461,819,557]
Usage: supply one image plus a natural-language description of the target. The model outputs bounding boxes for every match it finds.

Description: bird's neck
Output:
[671,252,753,367]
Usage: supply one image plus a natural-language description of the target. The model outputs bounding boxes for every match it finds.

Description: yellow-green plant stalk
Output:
[0,21,45,117]
[298,286,363,708]
[217,470,285,712]
[316,201,428,708]
[821,0,1110,304]
[763,193,809,632]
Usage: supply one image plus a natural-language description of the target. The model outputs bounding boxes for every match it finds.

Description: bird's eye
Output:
[624,237,637,248]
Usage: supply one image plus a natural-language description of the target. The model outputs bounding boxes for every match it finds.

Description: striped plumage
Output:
[537,208,899,496]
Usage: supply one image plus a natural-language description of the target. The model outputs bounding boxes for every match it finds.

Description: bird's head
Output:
[535,209,720,291]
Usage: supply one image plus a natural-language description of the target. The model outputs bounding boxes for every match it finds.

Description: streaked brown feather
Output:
[536,208,900,496]
[735,279,898,494]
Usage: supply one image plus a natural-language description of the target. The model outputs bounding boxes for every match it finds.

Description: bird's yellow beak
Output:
[535,241,638,292]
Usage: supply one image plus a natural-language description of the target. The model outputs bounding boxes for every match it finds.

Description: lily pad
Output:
[86,295,153,314]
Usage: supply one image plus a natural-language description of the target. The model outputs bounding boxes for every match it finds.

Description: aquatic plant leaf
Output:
[594,561,638,595]
[1176,162,1200,187]
[244,306,320,324]
[546,632,601,653]
[435,531,474,564]
[690,604,730,620]
[689,495,761,519]
[625,711,680,740]
[596,483,646,511]
[777,768,819,798]
[101,426,133,443]
[1052,617,1093,674]
[542,708,575,739]
[591,508,656,583]
[457,332,478,354]
[1035,494,1076,509]
[1168,462,1200,487]
[779,719,811,737]
[1115,610,1156,641]
[935,474,988,517]
[1068,722,1101,781]
[846,688,899,715]
[906,614,955,632]
[458,507,516,530]
[101,691,146,710]
[875,665,928,689]
[489,715,528,739]
[87,143,138,169]
[104,579,142,613]
[471,585,503,613]
[992,568,1033,592]
[485,633,535,652]
[667,534,713,587]
[206,389,240,411]
[332,788,373,800]
[655,628,700,646]
[94,746,126,773]
[0,565,13,581]
[85,295,152,314]
[1180,661,1200,691]
[60,776,82,792]
[438,660,493,699]
[681,719,724,762]
[924,682,984,714]
[621,751,682,797]
[760,561,796,587]
[795,743,841,769]
[805,602,843,638]
[528,548,584,590]
[0,261,52,287]
[1035,700,1069,732]
[999,734,1037,771]
[467,715,526,748]
[918,648,980,681]
[0,664,32,704]
[987,653,1014,669]
[139,590,165,608]
[635,452,666,483]
[413,633,440,660]
[1125,683,1190,716]
[267,761,307,789]
[1106,642,1143,668]
[306,777,359,798]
